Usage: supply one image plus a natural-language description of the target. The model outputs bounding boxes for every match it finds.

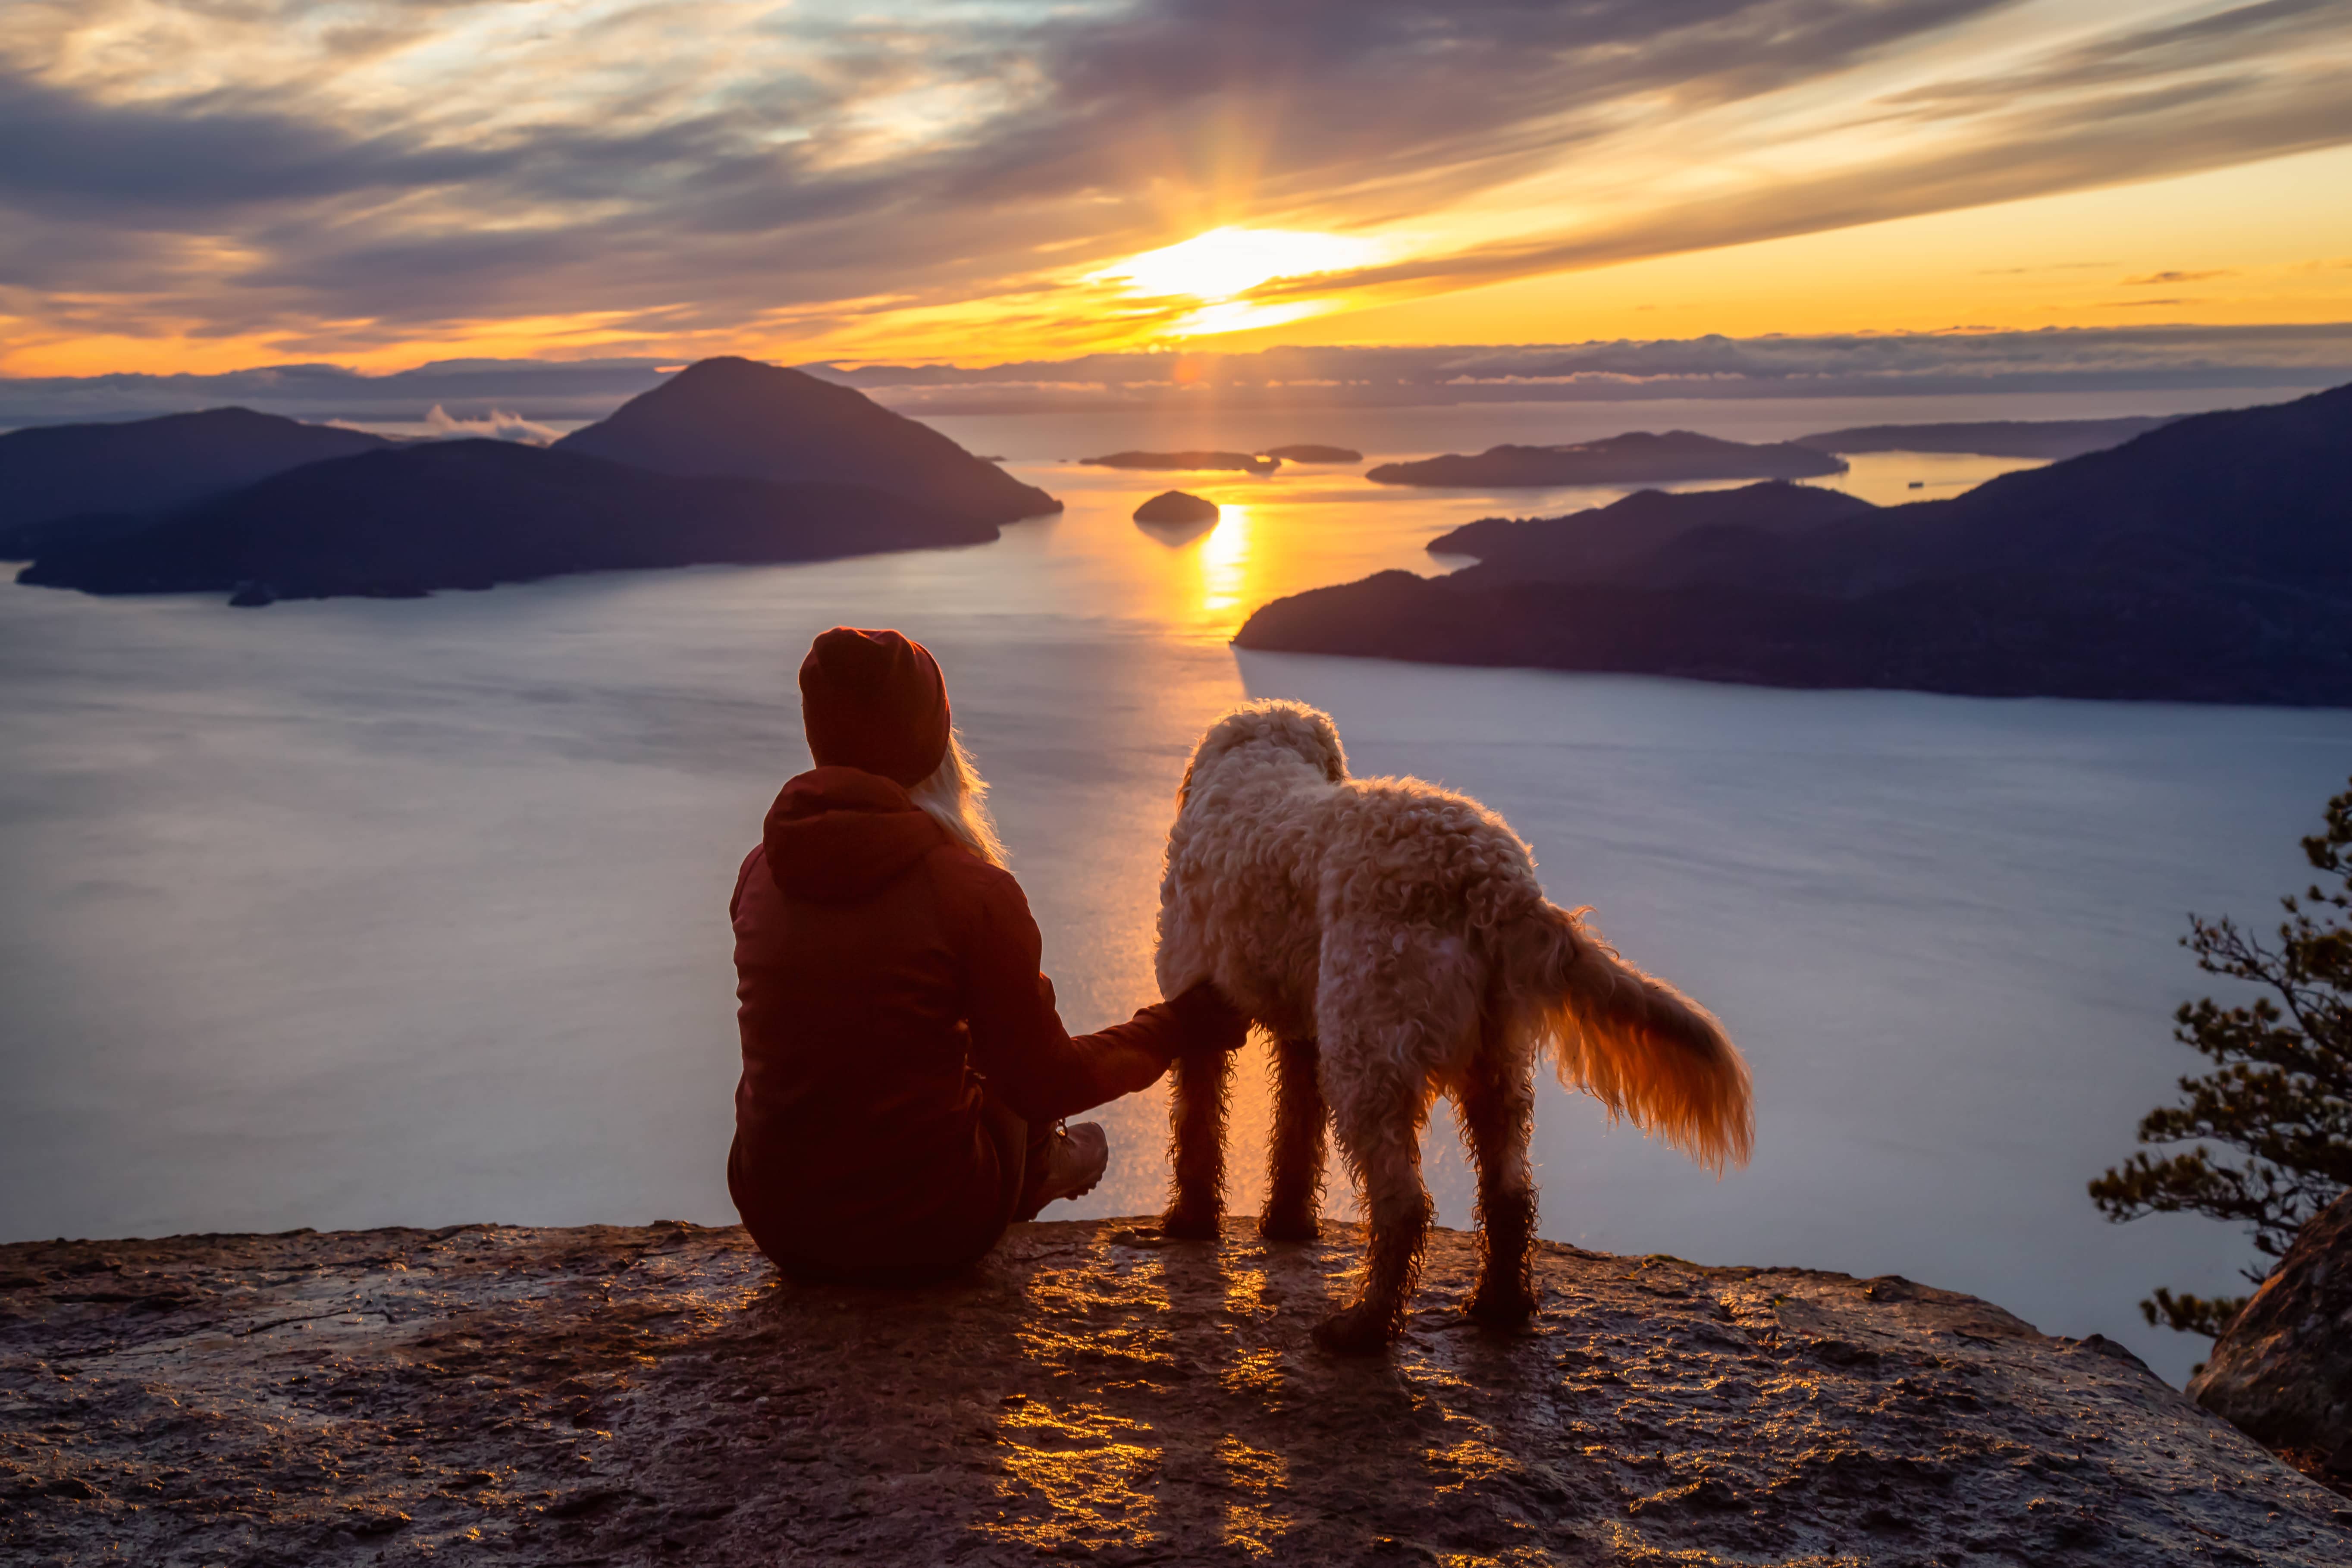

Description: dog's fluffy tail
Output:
[1501,903,1753,1172]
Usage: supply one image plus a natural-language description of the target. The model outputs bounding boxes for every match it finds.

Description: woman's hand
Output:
[1167,980,1251,1053]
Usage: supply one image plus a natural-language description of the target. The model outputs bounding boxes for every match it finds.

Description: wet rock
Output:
[2192,1189,2352,1491]
[1,1220,2344,1564]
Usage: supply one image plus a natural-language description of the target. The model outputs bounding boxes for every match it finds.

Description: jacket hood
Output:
[762,766,947,903]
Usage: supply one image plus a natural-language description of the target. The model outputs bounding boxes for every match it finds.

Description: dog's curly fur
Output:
[1154,700,1753,1353]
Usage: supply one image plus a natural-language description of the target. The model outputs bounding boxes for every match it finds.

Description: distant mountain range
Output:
[1791,415,2183,458]
[1366,431,1847,487]
[9,359,1057,604]
[1236,384,2352,706]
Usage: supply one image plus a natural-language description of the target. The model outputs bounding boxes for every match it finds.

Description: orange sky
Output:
[2,0,2349,377]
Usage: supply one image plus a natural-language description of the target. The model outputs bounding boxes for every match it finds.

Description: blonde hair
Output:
[907,730,1008,868]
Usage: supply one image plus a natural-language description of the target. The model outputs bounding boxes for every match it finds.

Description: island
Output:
[1082,450,1279,474]
[1365,431,1847,487]
[16,440,997,603]
[1133,489,1220,524]
[1793,415,2183,459]
[1261,443,1361,463]
[11,357,1053,604]
[0,408,390,557]
[1237,383,2352,706]
[4,1217,2343,1564]
[553,356,1058,526]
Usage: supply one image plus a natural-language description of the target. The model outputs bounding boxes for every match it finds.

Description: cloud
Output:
[420,404,561,443]
[2124,269,2236,284]
[6,329,2346,426]
[0,0,2347,364]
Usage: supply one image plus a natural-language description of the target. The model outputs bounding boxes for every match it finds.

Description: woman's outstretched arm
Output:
[942,853,1245,1124]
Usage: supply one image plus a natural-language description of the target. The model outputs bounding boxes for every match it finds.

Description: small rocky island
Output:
[3,1219,2344,1565]
[1366,431,1847,487]
[1134,490,1220,525]
[1084,450,1280,474]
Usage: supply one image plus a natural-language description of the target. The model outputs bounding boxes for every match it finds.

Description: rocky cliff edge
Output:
[4,1220,2346,1565]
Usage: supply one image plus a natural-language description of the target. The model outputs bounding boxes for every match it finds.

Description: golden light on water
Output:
[1195,504,1254,621]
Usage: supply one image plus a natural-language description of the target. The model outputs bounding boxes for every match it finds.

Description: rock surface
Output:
[5,1220,2346,1565]
[1134,489,1221,525]
[2192,1189,2352,1490]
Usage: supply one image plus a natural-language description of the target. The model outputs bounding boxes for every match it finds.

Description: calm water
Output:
[3,394,2345,1386]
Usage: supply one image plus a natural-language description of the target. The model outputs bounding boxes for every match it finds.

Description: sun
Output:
[1090,226,1380,304]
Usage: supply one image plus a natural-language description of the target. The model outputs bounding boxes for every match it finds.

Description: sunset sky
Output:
[3,0,2349,376]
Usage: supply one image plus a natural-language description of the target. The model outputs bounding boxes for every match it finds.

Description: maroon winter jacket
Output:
[727,766,1224,1279]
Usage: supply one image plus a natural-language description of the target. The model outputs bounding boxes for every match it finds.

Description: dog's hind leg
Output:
[1458,1009,1540,1328]
[1161,1049,1231,1240]
[1261,1038,1325,1242]
[1314,1059,1434,1355]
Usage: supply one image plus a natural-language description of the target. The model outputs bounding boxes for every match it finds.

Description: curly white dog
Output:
[1154,700,1753,1353]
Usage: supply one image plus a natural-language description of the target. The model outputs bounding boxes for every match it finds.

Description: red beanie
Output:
[798,627,952,787]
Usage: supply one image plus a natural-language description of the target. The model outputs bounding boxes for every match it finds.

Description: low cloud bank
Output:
[420,405,562,444]
[1,328,2346,428]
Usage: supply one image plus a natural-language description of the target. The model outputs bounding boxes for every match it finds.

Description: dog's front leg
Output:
[1161,1049,1231,1240]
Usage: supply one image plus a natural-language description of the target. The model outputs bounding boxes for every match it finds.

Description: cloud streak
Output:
[0,0,2347,368]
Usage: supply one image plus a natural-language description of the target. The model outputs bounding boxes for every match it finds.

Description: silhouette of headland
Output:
[1241,384,2352,705]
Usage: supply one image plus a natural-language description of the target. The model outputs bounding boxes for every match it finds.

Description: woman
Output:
[728,625,1245,1284]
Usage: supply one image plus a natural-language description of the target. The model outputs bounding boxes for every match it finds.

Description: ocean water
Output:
[2,394,2346,1387]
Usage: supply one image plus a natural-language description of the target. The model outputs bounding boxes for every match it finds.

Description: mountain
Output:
[552,357,1057,525]
[1365,431,1846,488]
[1793,416,2183,458]
[1236,384,2352,705]
[16,440,997,603]
[0,408,391,556]
[1263,444,1361,463]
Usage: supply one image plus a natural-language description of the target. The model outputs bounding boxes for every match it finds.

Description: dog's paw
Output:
[1257,1208,1320,1243]
[1159,1205,1222,1242]
[1311,1302,1397,1356]
[1465,1282,1540,1330]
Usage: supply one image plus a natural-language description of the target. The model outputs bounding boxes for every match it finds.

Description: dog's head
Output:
[1176,699,1348,808]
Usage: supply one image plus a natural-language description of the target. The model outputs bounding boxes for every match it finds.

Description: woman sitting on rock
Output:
[728,626,1245,1284]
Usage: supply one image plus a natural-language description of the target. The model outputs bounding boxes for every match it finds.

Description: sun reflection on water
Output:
[1196,504,1253,624]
